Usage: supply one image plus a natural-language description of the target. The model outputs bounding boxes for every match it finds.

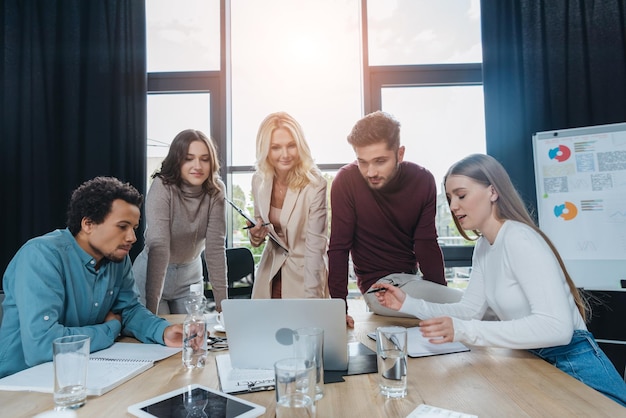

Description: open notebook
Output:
[0,342,181,396]
[368,326,469,357]
[216,341,378,394]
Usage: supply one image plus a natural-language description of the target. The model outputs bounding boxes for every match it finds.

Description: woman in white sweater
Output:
[374,153,626,406]
[133,130,227,314]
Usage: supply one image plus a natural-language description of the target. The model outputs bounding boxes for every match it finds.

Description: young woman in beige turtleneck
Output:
[133,129,227,314]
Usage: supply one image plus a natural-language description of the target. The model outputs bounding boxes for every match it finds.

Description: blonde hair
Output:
[445,154,588,321]
[255,112,321,190]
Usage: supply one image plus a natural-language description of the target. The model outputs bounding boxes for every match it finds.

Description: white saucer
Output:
[213,324,226,333]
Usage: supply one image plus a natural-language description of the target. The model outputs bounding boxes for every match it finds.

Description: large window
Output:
[367,0,482,65]
[229,0,362,254]
[230,0,362,167]
[146,93,211,190]
[146,0,483,283]
[146,0,220,72]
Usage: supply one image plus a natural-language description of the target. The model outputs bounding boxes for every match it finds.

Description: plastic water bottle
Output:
[183,283,208,369]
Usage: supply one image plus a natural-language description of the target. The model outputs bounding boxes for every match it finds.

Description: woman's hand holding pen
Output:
[371,283,406,311]
[372,284,456,344]
[246,218,270,246]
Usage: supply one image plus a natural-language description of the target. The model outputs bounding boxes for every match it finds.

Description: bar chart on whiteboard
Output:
[533,122,626,288]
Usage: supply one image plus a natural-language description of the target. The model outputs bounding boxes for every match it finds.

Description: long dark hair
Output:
[445,154,587,321]
[154,129,222,195]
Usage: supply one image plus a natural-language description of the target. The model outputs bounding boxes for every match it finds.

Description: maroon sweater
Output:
[328,161,445,300]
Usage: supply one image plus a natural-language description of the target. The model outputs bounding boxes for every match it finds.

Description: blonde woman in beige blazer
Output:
[248,112,329,299]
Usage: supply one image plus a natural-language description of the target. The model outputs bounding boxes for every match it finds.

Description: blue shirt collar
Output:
[62,228,108,272]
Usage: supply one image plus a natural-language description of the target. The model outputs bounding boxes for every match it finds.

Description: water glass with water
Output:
[293,327,324,400]
[53,335,90,410]
[376,326,407,398]
[274,358,316,418]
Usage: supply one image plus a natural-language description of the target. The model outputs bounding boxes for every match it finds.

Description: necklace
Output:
[272,180,288,208]
[274,180,288,195]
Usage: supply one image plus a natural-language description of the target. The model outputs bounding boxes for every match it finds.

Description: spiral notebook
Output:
[0,342,181,396]
[367,326,469,357]
[215,341,377,394]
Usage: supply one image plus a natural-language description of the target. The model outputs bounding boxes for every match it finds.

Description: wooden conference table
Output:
[1,308,624,417]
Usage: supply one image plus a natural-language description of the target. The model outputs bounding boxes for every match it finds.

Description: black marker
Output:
[366,283,399,294]
[243,222,270,230]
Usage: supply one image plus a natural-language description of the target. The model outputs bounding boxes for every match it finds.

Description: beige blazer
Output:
[250,171,329,299]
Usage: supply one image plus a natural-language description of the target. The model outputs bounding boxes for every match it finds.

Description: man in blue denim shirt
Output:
[0,177,183,378]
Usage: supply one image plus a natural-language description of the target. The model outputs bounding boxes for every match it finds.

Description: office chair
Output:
[584,290,626,381]
[203,247,255,301]
[441,245,474,268]
[225,247,255,298]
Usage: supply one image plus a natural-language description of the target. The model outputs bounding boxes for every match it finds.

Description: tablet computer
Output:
[127,384,266,418]
[225,197,289,253]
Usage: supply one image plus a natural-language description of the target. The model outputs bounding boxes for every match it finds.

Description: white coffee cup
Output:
[214,312,226,332]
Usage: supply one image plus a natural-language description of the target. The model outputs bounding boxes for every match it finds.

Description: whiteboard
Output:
[532,122,626,289]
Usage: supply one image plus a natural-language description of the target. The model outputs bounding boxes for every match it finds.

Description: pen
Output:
[366,283,399,294]
[243,222,271,230]
[184,333,198,343]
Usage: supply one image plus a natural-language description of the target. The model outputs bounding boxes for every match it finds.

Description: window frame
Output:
[365,63,483,113]
[146,0,480,263]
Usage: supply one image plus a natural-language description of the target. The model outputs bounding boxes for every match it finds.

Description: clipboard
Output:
[225,197,289,253]
[225,196,256,225]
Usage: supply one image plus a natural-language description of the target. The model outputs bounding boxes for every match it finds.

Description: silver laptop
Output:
[221,299,348,371]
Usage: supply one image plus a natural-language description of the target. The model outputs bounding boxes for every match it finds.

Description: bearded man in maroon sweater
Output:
[328,111,462,327]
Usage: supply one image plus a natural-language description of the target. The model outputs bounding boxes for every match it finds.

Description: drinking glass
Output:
[293,327,324,400]
[53,335,90,410]
[376,326,407,398]
[274,358,316,418]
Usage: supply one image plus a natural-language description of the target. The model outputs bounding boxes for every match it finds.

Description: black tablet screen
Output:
[141,387,255,418]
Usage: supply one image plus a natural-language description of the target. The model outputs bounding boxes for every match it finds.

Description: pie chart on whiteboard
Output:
[553,202,578,220]
[548,145,571,162]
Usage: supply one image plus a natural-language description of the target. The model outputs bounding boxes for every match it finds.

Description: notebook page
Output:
[215,354,275,394]
[91,342,181,362]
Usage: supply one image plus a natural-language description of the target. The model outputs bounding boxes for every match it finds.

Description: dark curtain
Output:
[480,0,626,212]
[0,1,147,284]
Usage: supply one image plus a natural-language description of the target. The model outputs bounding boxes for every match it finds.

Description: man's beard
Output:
[105,249,129,263]
[366,161,400,190]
